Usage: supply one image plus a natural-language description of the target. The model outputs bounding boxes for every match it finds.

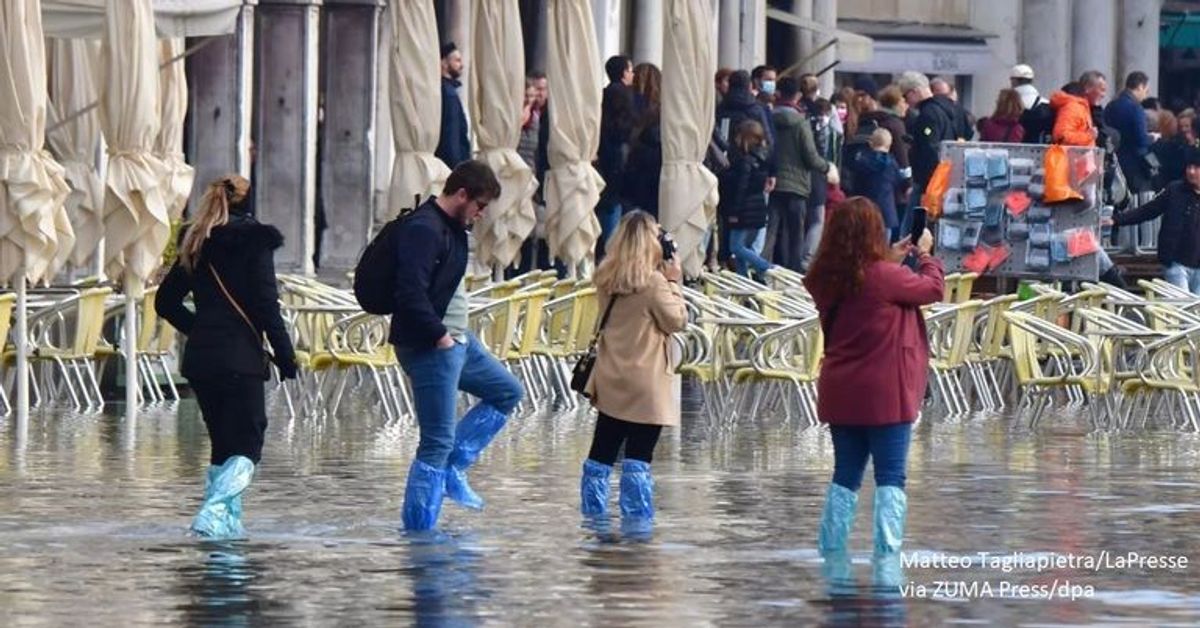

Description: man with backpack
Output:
[1012,64,1054,144]
[356,160,523,531]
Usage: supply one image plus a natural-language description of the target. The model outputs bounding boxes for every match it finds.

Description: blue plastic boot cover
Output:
[191,456,255,539]
[872,552,906,593]
[820,549,856,593]
[618,459,654,520]
[204,465,220,499]
[873,486,908,555]
[817,483,859,554]
[403,460,447,531]
[580,459,613,516]
[444,404,508,509]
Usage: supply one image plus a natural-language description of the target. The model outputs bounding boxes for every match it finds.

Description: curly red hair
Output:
[805,197,887,303]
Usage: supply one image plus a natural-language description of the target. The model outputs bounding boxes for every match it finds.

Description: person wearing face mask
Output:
[752,65,778,109]
[389,161,524,531]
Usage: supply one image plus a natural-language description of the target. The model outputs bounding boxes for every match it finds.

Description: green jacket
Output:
[771,105,829,198]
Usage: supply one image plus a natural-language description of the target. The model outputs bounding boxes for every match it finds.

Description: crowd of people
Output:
[427,42,1200,293]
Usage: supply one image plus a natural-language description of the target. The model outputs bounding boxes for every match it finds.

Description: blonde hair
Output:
[594,211,663,295]
[733,119,766,154]
[869,127,893,150]
[179,174,251,271]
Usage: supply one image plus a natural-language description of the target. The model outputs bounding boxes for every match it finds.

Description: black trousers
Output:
[587,412,664,465]
[764,191,808,270]
[191,373,268,465]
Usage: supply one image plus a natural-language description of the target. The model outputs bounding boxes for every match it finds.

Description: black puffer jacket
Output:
[1114,180,1200,267]
[156,213,295,380]
[719,146,771,230]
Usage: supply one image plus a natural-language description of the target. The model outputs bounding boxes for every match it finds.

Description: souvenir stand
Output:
[933,142,1106,282]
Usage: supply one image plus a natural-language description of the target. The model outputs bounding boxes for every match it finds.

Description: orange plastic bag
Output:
[921,160,953,220]
[962,245,992,274]
[1043,145,1083,203]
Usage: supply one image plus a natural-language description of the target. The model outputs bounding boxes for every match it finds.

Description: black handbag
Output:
[570,296,618,397]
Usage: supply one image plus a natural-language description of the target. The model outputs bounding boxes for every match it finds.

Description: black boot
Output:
[1100,265,1128,289]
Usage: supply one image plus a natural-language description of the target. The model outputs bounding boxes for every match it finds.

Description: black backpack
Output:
[353,196,426,315]
[1020,99,1055,144]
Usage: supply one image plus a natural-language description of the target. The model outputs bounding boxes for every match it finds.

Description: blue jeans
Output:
[730,227,770,276]
[829,423,913,490]
[1164,263,1200,295]
[395,334,524,467]
[596,203,623,259]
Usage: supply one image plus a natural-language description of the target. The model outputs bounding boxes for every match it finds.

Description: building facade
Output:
[183,0,1172,275]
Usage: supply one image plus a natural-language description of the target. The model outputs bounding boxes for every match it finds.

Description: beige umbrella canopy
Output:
[47,38,104,270]
[0,0,74,286]
[386,0,450,220]
[468,0,537,270]
[156,37,194,221]
[543,0,604,271]
[99,0,168,296]
[659,0,719,277]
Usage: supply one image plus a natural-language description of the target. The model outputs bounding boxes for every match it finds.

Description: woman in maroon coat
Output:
[802,197,943,562]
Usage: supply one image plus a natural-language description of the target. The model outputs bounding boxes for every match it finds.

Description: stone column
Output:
[373,3,393,230]
[1072,0,1117,85]
[812,0,835,94]
[717,0,740,69]
[186,3,255,210]
[319,0,382,274]
[632,0,664,66]
[256,0,321,274]
[787,0,812,73]
[1021,0,1072,96]
[530,0,549,72]
[1118,0,1162,90]
[968,0,1021,116]
[592,0,624,63]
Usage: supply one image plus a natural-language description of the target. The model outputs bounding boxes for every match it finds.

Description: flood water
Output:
[2,386,1200,627]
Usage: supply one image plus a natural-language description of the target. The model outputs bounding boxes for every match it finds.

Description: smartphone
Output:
[910,206,928,245]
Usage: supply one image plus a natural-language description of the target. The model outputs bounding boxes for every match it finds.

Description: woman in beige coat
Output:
[582,211,687,529]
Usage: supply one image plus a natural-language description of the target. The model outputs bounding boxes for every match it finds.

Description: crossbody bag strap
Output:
[208,263,271,355]
[588,296,619,349]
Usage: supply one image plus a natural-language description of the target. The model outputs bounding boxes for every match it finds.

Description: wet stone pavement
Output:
[2,385,1200,626]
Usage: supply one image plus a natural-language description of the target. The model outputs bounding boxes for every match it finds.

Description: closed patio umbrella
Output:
[468,0,536,273]
[386,0,449,220]
[99,0,168,416]
[1,0,75,420]
[659,0,718,277]
[543,0,604,274]
[156,37,194,222]
[47,38,104,272]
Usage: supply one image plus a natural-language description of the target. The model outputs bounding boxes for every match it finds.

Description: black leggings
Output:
[191,373,268,465]
[587,413,663,465]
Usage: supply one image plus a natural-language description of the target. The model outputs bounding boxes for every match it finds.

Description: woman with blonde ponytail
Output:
[156,174,297,539]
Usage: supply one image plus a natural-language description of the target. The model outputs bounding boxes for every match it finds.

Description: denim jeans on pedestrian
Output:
[730,227,771,276]
[829,423,913,490]
[1164,263,1200,295]
[596,203,623,261]
[395,334,524,468]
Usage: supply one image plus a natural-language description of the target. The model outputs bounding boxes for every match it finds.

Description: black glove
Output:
[273,354,298,380]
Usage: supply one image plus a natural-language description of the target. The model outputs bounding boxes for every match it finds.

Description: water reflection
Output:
[403,533,488,628]
[174,542,282,627]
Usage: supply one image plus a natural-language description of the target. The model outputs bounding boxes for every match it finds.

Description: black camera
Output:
[659,229,677,261]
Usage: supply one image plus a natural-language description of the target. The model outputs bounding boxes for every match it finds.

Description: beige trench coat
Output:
[586,273,688,426]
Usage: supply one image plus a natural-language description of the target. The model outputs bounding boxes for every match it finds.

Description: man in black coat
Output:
[1113,149,1200,294]
[595,55,634,261]
[389,161,524,531]
[435,42,471,169]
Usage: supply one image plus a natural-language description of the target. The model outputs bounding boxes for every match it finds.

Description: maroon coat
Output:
[977,116,1024,143]
[806,255,944,426]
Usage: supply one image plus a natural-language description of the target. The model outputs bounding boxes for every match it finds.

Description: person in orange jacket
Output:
[1050,71,1108,147]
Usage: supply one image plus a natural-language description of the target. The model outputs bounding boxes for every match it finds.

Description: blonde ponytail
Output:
[179,174,250,271]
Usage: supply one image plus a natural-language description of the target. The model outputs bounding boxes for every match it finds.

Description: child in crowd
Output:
[850,128,911,243]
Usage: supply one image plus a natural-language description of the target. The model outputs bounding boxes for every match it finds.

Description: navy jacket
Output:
[1104,91,1151,185]
[436,77,471,169]
[852,150,905,228]
[156,214,295,380]
[388,199,470,350]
